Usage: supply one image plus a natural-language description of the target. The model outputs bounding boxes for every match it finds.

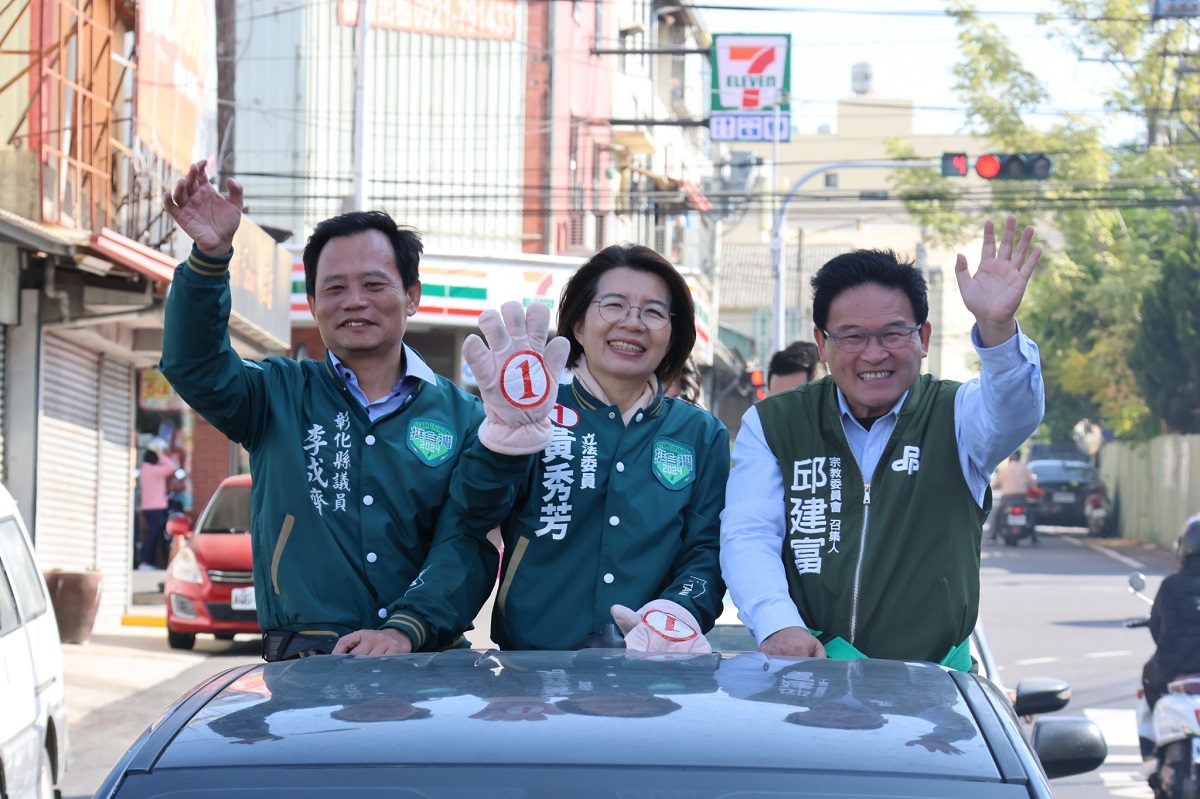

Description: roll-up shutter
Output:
[95,354,133,624]
[37,334,135,627]
[36,333,101,571]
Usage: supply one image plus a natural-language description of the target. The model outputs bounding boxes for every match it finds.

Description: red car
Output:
[164,474,259,650]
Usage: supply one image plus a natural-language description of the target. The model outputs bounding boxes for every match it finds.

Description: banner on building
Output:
[136,3,218,172]
[337,0,519,40]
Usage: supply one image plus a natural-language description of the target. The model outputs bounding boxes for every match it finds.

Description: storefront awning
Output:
[85,228,176,283]
[629,169,713,214]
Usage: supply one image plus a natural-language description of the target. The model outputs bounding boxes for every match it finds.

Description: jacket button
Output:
[603,573,615,584]
[366,552,377,563]
[378,608,387,619]
[608,411,616,419]
[365,434,377,445]
[363,495,374,506]
[616,462,624,472]
[609,515,619,526]
[635,413,643,422]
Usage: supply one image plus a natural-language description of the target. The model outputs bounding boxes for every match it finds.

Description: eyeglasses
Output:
[591,297,674,331]
[821,324,921,354]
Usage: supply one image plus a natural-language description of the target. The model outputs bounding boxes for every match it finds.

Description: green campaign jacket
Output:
[492,379,729,650]
[160,247,519,650]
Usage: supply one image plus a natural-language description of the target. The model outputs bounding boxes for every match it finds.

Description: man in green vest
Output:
[159,161,560,660]
[720,217,1045,668]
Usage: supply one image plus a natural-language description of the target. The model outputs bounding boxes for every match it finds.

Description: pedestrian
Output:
[463,244,728,653]
[160,161,559,660]
[721,216,1045,667]
[136,443,177,570]
[766,340,822,395]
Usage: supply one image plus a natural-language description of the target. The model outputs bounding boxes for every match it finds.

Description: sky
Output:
[696,1,1140,143]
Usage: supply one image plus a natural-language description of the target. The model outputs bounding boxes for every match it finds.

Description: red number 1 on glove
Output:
[501,351,552,409]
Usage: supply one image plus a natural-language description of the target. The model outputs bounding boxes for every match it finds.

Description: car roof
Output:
[145,652,1007,781]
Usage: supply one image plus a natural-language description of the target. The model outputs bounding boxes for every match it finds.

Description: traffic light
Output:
[941,152,968,177]
[743,367,767,401]
[974,153,1054,181]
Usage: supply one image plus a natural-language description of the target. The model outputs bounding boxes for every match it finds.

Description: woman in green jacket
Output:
[486,244,729,652]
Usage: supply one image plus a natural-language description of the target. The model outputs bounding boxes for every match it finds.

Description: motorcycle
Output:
[1085,488,1116,538]
[997,487,1041,547]
[1127,572,1200,799]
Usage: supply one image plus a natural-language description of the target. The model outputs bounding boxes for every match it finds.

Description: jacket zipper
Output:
[849,482,871,644]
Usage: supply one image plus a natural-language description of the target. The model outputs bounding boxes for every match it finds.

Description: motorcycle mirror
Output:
[1127,572,1147,593]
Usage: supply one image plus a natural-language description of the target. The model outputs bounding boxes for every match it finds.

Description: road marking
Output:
[1085,708,1140,748]
[1098,769,1153,798]
[1014,656,1059,665]
[1084,650,1134,659]
[1063,535,1147,569]
[1105,753,1146,765]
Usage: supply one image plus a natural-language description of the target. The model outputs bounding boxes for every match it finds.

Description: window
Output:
[0,562,19,635]
[824,173,839,189]
[0,517,48,619]
[197,485,252,534]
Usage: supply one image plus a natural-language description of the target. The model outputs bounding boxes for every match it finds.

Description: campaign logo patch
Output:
[407,418,456,466]
[651,437,696,489]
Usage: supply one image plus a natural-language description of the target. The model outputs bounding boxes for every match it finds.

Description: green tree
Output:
[891,0,1199,440]
[1131,235,1200,432]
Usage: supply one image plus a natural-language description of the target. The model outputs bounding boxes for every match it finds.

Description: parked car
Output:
[164,474,258,650]
[0,482,68,799]
[1027,459,1106,528]
[93,649,1105,799]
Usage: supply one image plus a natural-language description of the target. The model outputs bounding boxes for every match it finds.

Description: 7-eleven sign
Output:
[711,34,791,112]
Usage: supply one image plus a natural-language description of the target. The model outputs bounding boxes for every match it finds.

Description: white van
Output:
[0,483,68,798]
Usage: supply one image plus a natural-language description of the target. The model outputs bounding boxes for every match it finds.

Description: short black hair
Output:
[811,249,928,332]
[768,341,819,382]
[556,244,696,387]
[302,210,423,295]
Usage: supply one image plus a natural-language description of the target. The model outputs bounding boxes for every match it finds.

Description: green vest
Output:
[757,374,988,664]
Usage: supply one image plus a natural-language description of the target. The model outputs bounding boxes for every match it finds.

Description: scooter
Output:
[1085,488,1116,538]
[1127,572,1200,799]
[997,488,1041,547]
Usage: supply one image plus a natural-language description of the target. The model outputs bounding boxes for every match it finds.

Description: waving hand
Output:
[954,216,1042,347]
[162,160,244,258]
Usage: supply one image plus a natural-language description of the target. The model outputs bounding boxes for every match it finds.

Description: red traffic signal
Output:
[975,153,1054,181]
[941,152,968,177]
[743,367,767,401]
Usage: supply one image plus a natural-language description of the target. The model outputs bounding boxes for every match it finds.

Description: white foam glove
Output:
[462,301,570,455]
[612,599,712,654]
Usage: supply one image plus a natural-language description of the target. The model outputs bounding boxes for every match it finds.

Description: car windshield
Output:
[1030,460,1097,483]
[196,484,251,534]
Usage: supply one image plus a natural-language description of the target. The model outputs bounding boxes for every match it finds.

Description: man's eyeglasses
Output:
[821,324,921,354]
[591,297,674,331]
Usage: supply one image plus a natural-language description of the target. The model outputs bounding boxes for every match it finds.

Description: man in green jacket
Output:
[160,161,550,659]
[721,217,1045,666]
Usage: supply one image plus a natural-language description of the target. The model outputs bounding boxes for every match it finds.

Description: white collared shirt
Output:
[327,344,437,422]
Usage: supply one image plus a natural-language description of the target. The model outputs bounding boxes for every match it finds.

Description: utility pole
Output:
[351,0,370,211]
[769,159,937,352]
[215,0,236,192]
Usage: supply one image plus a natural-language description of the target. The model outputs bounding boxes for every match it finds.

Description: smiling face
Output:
[815,283,931,419]
[307,229,421,366]
[573,267,672,394]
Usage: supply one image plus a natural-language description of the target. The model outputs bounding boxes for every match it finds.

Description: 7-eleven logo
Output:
[713,34,790,111]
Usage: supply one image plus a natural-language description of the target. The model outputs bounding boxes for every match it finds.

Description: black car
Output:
[1028,459,1105,528]
[94,650,1105,799]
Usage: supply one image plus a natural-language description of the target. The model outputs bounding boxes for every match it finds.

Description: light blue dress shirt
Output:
[327,344,438,422]
[719,323,1045,644]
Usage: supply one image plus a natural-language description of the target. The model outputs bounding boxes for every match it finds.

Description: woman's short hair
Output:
[556,244,696,386]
